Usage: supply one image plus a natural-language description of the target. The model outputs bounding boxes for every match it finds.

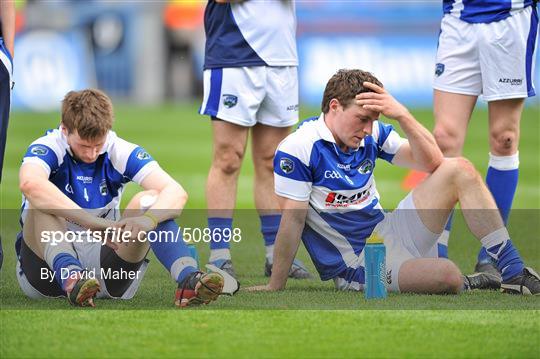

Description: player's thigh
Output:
[251,124,292,165]
[480,6,537,101]
[433,15,482,97]
[200,67,266,127]
[381,194,441,283]
[433,90,477,155]
[256,66,299,127]
[410,159,464,233]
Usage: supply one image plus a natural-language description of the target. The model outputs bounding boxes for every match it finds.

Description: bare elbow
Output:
[19,179,36,197]
[179,190,188,207]
[175,185,188,208]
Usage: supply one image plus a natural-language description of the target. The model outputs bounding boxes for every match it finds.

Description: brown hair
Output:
[321,69,383,113]
[61,89,114,139]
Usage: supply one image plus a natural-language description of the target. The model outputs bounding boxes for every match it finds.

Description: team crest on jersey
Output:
[99,180,108,196]
[435,63,445,77]
[358,159,374,174]
[136,149,151,160]
[222,94,238,109]
[30,145,49,156]
[280,158,294,174]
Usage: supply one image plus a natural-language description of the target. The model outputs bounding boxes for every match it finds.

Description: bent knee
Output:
[437,157,480,183]
[253,152,275,174]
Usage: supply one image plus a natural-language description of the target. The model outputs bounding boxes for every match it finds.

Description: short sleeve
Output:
[273,136,313,201]
[372,121,407,164]
[22,133,64,176]
[108,135,160,185]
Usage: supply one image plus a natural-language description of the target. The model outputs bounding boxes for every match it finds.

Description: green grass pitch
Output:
[1,103,539,357]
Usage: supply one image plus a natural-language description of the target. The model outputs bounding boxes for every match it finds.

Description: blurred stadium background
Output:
[1,2,539,357]
[9,1,539,111]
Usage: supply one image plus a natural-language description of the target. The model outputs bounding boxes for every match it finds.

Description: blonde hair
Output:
[61,89,114,139]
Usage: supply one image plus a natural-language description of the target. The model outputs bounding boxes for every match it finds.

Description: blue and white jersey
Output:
[20,128,159,227]
[203,0,298,69]
[274,114,406,280]
[443,0,536,23]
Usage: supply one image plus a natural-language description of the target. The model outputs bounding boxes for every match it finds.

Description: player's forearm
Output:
[268,215,304,290]
[20,177,108,230]
[0,0,15,56]
[397,113,443,172]
[147,183,188,223]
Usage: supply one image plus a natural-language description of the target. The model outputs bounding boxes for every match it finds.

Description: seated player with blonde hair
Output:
[17,89,225,307]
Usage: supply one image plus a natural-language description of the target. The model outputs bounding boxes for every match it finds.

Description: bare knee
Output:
[435,260,463,294]
[433,124,464,156]
[212,144,245,176]
[252,150,274,175]
[489,129,518,155]
[438,157,481,187]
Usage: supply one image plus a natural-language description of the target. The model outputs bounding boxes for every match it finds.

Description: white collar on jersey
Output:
[316,113,365,151]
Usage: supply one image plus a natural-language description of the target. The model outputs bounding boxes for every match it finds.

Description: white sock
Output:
[265,244,274,263]
[209,248,231,263]
[480,227,509,254]
[437,230,450,246]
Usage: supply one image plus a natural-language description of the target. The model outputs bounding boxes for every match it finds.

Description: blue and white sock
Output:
[480,227,524,281]
[208,217,232,263]
[149,219,197,284]
[437,212,453,258]
[480,152,519,264]
[260,214,281,262]
[44,243,83,290]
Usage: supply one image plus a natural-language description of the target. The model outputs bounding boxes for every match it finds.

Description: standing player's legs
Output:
[253,66,310,278]
[251,123,290,263]
[200,66,264,277]
[476,99,524,265]
[206,120,249,275]
[432,90,477,258]
[431,14,482,260]
[475,4,537,269]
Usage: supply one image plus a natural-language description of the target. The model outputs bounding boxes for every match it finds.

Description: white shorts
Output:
[199,66,299,127]
[433,6,538,101]
[333,192,439,293]
[16,239,149,300]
